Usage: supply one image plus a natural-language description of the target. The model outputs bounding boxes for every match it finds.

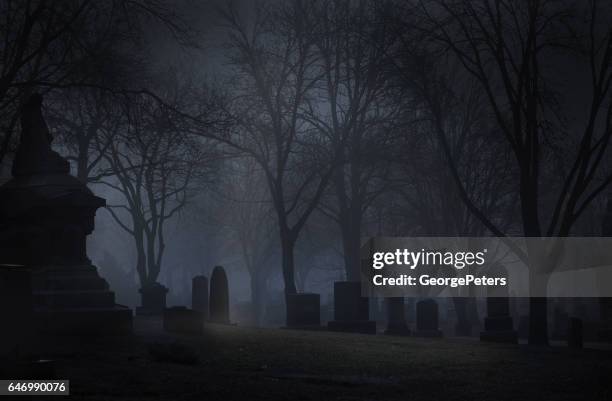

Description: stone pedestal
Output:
[327,281,376,334]
[480,297,517,343]
[191,275,209,320]
[286,293,321,328]
[384,297,410,336]
[414,299,442,337]
[0,94,132,336]
[163,307,203,334]
[34,265,132,334]
[137,283,169,316]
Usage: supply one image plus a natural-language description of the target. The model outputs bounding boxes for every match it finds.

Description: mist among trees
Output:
[1,0,611,345]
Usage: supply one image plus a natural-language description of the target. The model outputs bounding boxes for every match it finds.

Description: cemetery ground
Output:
[29,316,612,401]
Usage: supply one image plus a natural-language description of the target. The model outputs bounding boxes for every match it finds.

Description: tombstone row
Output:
[163,266,230,334]
[163,269,589,348]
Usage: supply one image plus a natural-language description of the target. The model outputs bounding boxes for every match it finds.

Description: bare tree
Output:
[218,1,341,298]
[0,0,193,170]
[98,90,213,288]
[46,88,118,183]
[307,0,404,281]
[220,158,278,325]
[401,0,612,344]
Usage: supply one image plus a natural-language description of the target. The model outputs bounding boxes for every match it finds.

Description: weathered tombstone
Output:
[480,297,518,343]
[191,275,209,321]
[327,281,376,334]
[137,283,169,316]
[286,293,321,328]
[568,317,583,348]
[209,266,230,324]
[414,299,442,337]
[163,306,203,334]
[384,297,410,336]
[0,94,131,335]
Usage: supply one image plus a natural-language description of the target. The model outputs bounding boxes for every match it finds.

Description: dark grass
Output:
[30,318,612,401]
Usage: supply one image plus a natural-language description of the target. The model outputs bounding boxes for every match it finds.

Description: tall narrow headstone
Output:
[384,297,410,336]
[209,266,230,324]
[192,275,209,320]
[414,299,442,337]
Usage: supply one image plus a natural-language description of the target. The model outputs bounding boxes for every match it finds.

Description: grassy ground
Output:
[31,317,612,401]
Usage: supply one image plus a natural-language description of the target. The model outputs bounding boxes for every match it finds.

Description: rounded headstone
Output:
[209,266,229,324]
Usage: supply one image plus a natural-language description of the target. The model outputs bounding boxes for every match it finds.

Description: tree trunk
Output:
[250,272,266,326]
[521,177,548,345]
[341,216,362,281]
[280,232,297,297]
[134,229,147,287]
[529,274,549,345]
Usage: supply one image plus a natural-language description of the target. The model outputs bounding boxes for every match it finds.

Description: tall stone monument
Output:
[0,94,132,335]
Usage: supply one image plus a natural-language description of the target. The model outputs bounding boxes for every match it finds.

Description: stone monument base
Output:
[33,265,132,335]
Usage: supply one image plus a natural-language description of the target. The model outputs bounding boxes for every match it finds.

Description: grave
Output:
[327,281,376,334]
[137,282,169,316]
[480,297,518,343]
[286,293,321,329]
[192,275,209,320]
[163,306,203,334]
[209,266,230,324]
[0,94,132,335]
[414,299,442,337]
[384,297,410,336]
